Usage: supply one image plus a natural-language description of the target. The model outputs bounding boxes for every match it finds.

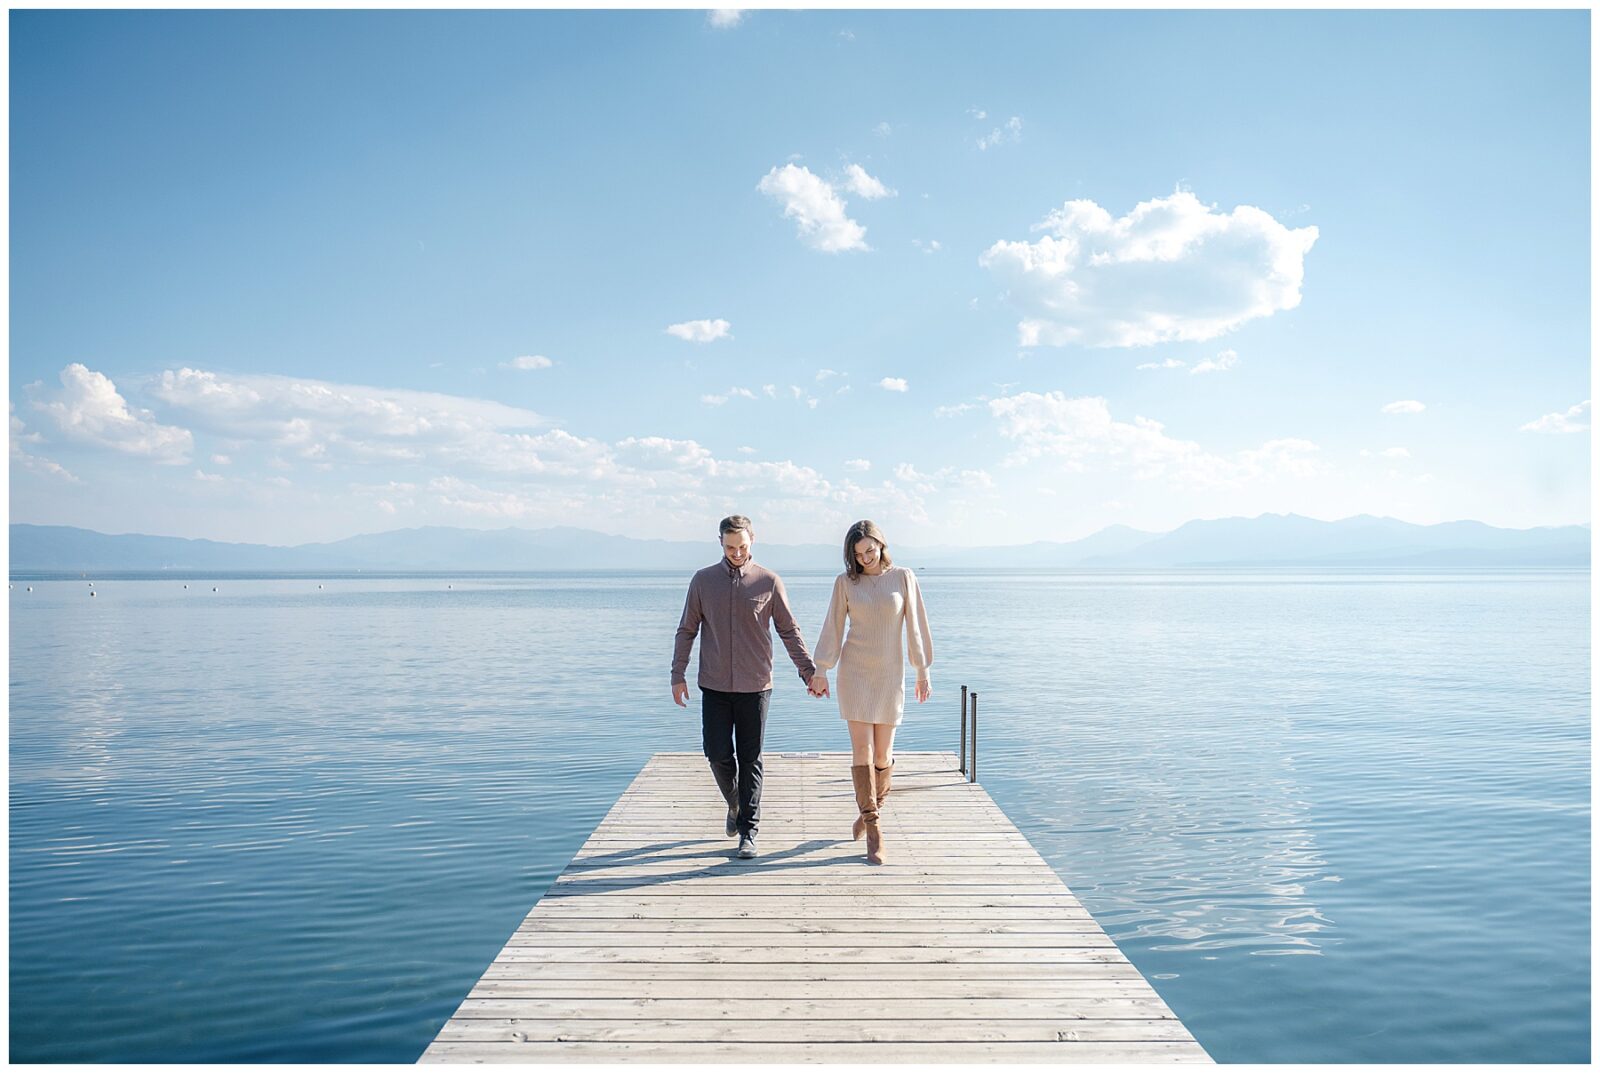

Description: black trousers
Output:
[700,687,770,837]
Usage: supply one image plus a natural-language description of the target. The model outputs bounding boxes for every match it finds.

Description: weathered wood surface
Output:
[421,751,1210,1063]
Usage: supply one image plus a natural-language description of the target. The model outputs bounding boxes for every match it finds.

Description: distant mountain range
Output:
[9,516,1589,572]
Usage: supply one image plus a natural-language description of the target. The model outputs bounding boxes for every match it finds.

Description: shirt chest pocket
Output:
[745,592,772,616]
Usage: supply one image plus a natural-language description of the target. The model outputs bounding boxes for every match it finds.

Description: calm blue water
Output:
[9,569,1590,1062]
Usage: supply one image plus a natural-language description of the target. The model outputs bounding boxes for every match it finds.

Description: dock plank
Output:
[421,752,1210,1063]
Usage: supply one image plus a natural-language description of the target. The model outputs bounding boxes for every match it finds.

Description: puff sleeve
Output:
[812,573,849,672]
[901,568,933,682]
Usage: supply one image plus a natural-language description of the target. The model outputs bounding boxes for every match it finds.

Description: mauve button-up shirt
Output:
[672,558,816,693]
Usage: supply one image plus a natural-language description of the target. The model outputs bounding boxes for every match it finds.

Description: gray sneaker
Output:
[725,805,739,838]
[736,834,758,859]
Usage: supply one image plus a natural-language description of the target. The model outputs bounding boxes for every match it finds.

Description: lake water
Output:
[9,568,1591,1062]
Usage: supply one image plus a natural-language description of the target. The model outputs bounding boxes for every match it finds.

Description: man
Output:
[672,515,819,860]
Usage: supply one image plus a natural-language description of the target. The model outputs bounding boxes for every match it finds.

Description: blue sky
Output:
[9,8,1591,547]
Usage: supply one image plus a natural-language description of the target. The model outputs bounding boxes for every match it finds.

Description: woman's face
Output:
[854,537,884,573]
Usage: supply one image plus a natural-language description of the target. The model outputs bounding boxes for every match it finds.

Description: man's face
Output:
[722,529,752,567]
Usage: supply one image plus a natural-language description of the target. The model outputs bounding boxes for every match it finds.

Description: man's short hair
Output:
[719,515,754,540]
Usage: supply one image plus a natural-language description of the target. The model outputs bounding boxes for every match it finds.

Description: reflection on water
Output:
[9,570,1590,1063]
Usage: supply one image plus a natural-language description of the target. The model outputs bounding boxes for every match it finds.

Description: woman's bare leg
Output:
[871,724,897,768]
[847,719,874,765]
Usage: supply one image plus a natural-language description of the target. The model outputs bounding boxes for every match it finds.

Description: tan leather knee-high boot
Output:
[851,763,884,865]
[874,762,893,809]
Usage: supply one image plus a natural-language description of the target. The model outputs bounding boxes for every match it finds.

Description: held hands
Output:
[808,672,830,698]
[914,678,931,704]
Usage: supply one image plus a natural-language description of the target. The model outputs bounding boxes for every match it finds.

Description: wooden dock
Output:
[421,751,1211,1063]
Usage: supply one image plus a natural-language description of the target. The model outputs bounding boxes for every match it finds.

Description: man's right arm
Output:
[671,575,702,705]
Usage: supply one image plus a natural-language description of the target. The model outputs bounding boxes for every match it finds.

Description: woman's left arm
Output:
[902,568,933,702]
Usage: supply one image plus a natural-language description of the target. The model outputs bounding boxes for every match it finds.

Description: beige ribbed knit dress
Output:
[813,566,934,726]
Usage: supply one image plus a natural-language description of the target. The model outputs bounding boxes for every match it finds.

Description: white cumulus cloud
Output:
[1382,400,1426,414]
[708,10,743,29]
[31,363,193,463]
[757,164,868,253]
[843,164,895,200]
[665,319,732,343]
[979,191,1319,348]
[845,458,871,472]
[880,377,909,392]
[1520,399,1590,434]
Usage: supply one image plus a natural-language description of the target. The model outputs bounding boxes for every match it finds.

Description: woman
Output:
[809,519,933,865]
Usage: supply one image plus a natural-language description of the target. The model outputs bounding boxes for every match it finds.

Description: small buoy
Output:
[90,591,97,597]
[183,584,188,589]
[212,587,217,592]
[317,584,323,589]
[26,586,33,592]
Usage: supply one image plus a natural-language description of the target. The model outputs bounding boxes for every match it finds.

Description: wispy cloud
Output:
[701,386,757,406]
[935,402,978,417]
[1136,358,1188,371]
[1520,399,1590,434]
[980,191,1319,347]
[30,363,193,463]
[845,458,871,472]
[879,377,909,392]
[150,367,606,477]
[501,354,554,370]
[757,164,868,253]
[1191,348,1240,375]
[976,115,1023,150]
[912,239,942,254]
[665,318,732,343]
[707,10,743,29]
[990,391,1325,487]
[1382,400,1426,414]
[10,406,79,482]
[894,461,994,493]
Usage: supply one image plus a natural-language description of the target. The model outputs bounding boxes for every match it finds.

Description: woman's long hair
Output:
[842,519,893,583]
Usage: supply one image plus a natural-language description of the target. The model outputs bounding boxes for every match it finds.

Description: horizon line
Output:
[8,511,1593,552]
